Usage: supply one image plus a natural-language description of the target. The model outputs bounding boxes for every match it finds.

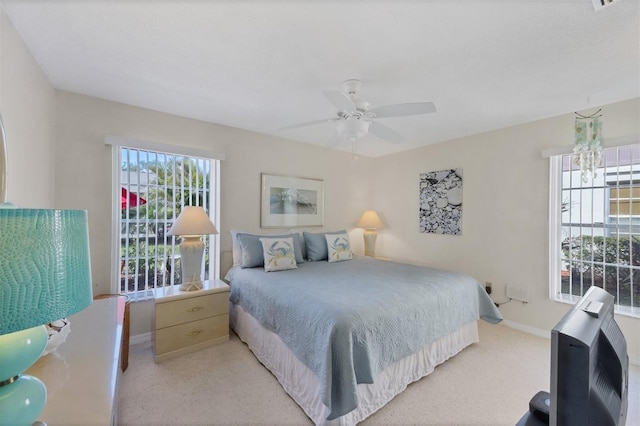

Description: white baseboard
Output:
[130,332,152,346]
[502,320,550,340]
[502,320,640,367]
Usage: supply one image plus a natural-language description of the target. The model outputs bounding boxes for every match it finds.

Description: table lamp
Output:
[357,210,384,257]
[168,206,218,291]
[0,208,93,426]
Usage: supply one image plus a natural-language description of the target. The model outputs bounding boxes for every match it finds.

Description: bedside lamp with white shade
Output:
[168,206,218,292]
[357,210,384,257]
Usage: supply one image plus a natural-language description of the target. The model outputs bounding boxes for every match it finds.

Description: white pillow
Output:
[260,237,298,272]
[325,232,353,263]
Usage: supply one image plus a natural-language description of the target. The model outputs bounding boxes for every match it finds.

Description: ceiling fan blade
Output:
[323,90,356,112]
[369,121,404,144]
[278,118,337,131]
[369,102,436,118]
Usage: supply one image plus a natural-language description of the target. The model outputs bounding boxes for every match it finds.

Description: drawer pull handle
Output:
[187,306,204,312]
[187,330,204,337]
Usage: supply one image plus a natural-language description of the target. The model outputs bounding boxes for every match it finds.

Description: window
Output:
[112,143,220,300]
[549,144,640,317]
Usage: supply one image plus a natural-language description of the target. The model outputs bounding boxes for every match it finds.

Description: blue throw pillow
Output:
[236,232,305,268]
[303,230,347,261]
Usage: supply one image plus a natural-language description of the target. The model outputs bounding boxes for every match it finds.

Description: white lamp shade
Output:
[357,210,384,229]
[167,206,218,236]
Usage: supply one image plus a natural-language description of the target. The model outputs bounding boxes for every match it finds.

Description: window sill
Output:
[554,294,640,319]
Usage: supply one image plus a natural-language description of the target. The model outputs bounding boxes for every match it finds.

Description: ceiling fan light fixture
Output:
[337,117,369,140]
[342,79,363,96]
[280,80,436,149]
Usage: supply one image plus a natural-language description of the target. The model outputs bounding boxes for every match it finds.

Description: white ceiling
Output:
[2,1,639,157]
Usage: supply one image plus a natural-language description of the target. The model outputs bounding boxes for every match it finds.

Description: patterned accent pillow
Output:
[236,232,305,268]
[325,232,353,263]
[260,237,298,272]
[303,230,347,261]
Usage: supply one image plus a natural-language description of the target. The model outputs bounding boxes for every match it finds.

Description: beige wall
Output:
[0,10,55,207]
[2,6,638,362]
[54,91,375,335]
[371,97,640,364]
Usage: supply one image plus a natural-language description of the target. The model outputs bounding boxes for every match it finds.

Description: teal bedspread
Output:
[226,257,502,420]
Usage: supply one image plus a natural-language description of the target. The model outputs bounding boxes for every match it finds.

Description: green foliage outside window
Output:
[120,154,211,292]
[122,158,209,221]
[561,235,640,308]
[120,242,180,291]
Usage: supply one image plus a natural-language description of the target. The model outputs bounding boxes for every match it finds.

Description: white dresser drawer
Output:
[155,314,229,355]
[155,291,228,329]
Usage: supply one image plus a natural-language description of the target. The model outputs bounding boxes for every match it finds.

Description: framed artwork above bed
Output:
[261,173,324,228]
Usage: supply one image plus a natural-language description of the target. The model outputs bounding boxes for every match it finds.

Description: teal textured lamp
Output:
[0,208,93,425]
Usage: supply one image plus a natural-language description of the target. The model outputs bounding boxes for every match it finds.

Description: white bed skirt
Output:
[230,302,479,425]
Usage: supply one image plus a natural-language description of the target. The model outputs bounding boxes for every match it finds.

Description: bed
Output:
[225,233,502,425]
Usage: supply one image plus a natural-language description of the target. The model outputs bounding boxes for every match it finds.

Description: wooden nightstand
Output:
[153,279,229,362]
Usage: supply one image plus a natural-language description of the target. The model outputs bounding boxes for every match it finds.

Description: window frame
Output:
[108,137,223,299]
[549,146,640,319]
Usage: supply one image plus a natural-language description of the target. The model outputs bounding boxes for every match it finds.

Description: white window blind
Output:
[550,144,640,318]
[113,144,220,299]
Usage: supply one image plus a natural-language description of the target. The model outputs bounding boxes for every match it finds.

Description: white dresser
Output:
[26,296,125,425]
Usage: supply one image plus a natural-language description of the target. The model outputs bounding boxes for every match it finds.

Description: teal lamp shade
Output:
[0,208,93,426]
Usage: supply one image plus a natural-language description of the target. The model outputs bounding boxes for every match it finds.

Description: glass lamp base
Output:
[0,325,48,426]
[0,374,47,426]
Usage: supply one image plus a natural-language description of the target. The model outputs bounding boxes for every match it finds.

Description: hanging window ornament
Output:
[573,109,603,183]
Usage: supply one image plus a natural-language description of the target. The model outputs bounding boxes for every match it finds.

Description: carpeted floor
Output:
[118,321,639,425]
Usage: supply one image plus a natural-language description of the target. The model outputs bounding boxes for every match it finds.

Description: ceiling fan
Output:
[278,79,437,147]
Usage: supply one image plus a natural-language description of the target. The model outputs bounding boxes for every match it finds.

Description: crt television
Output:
[550,285,629,425]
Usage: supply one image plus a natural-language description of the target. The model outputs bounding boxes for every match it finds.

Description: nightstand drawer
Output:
[155,292,228,329]
[155,314,229,355]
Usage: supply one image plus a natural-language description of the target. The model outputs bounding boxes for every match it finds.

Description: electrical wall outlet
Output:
[506,285,529,303]
[485,281,492,295]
